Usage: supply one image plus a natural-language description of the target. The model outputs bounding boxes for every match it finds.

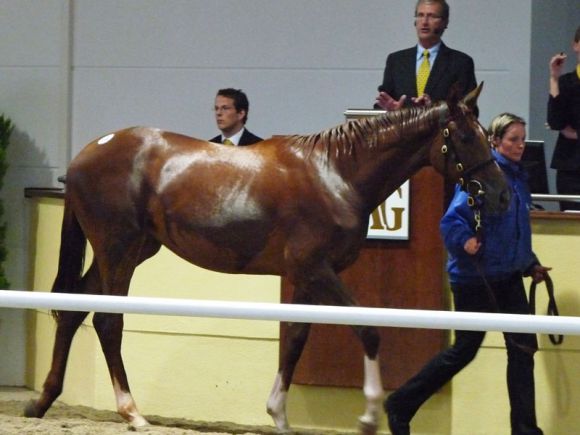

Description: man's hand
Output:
[375,91,407,110]
[411,93,432,107]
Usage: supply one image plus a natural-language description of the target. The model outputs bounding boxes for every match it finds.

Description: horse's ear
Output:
[446,82,463,115]
[462,82,484,112]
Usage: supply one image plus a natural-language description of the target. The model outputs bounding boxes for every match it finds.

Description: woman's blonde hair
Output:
[488,112,526,148]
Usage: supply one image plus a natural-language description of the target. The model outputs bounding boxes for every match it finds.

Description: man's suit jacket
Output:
[378,42,476,105]
[209,128,263,146]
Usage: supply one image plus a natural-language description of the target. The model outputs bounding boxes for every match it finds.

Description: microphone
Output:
[433,26,444,35]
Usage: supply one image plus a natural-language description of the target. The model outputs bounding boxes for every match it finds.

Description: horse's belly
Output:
[157,222,286,276]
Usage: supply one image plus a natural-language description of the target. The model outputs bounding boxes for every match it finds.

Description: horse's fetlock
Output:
[43,381,63,400]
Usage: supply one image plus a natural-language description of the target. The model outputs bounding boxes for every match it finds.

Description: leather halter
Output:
[439,126,495,234]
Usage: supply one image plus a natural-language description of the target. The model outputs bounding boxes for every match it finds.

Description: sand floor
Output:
[0,386,345,435]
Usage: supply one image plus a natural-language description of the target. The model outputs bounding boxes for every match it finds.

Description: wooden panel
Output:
[281,167,446,389]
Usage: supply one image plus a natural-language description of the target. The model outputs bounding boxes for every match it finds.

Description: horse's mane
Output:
[292,102,447,162]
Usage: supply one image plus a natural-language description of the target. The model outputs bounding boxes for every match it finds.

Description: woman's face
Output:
[493,122,526,162]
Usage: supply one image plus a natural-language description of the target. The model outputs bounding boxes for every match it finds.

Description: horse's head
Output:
[430,82,510,213]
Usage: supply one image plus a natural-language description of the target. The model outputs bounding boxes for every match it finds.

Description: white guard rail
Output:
[0,290,578,336]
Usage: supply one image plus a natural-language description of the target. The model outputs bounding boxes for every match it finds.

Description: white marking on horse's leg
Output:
[358,355,384,431]
[266,372,290,433]
[113,379,149,428]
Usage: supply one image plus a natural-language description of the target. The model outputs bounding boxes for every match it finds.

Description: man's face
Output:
[414,2,447,46]
[214,95,245,135]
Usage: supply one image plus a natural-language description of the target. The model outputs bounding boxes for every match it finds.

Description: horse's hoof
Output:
[130,425,154,432]
[357,416,378,435]
[127,416,150,430]
[23,400,41,418]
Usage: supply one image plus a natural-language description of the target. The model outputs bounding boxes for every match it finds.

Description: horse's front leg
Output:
[93,312,148,428]
[322,273,384,434]
[24,309,89,419]
[361,355,384,430]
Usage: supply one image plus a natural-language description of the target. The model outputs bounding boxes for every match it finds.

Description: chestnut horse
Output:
[25,83,509,433]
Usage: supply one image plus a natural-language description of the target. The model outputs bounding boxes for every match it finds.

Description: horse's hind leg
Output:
[24,264,98,418]
[93,311,148,427]
[24,310,89,418]
[266,288,312,433]
[91,235,160,428]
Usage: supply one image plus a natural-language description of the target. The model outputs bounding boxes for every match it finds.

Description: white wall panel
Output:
[0,0,65,66]
[1,68,63,168]
[71,67,379,156]
[73,0,406,69]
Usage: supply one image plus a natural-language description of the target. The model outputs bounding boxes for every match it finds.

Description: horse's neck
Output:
[346,105,445,211]
[290,104,445,214]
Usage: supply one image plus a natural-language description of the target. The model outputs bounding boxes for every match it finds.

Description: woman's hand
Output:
[531,265,552,284]
[560,125,578,140]
[549,52,567,80]
[463,236,481,255]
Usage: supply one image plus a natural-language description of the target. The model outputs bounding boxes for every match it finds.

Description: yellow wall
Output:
[26,198,580,434]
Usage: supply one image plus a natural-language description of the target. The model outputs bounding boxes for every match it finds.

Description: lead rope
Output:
[529,274,563,345]
[469,200,537,355]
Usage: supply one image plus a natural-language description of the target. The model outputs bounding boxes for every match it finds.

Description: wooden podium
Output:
[280,110,447,390]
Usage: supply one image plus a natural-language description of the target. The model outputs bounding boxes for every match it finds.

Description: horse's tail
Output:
[50,194,87,320]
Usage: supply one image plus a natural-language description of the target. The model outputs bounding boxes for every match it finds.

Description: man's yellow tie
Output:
[416,50,430,96]
[223,138,234,146]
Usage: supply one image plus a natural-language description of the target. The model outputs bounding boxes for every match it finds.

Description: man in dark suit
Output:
[210,88,262,146]
[375,0,476,111]
[379,3,480,435]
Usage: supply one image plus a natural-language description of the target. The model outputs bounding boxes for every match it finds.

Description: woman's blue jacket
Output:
[440,150,538,284]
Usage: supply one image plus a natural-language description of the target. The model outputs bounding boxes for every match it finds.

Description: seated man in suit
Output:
[375,0,476,111]
[210,88,262,146]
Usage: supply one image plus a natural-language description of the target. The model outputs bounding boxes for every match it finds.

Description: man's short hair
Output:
[415,0,450,21]
[216,88,250,124]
